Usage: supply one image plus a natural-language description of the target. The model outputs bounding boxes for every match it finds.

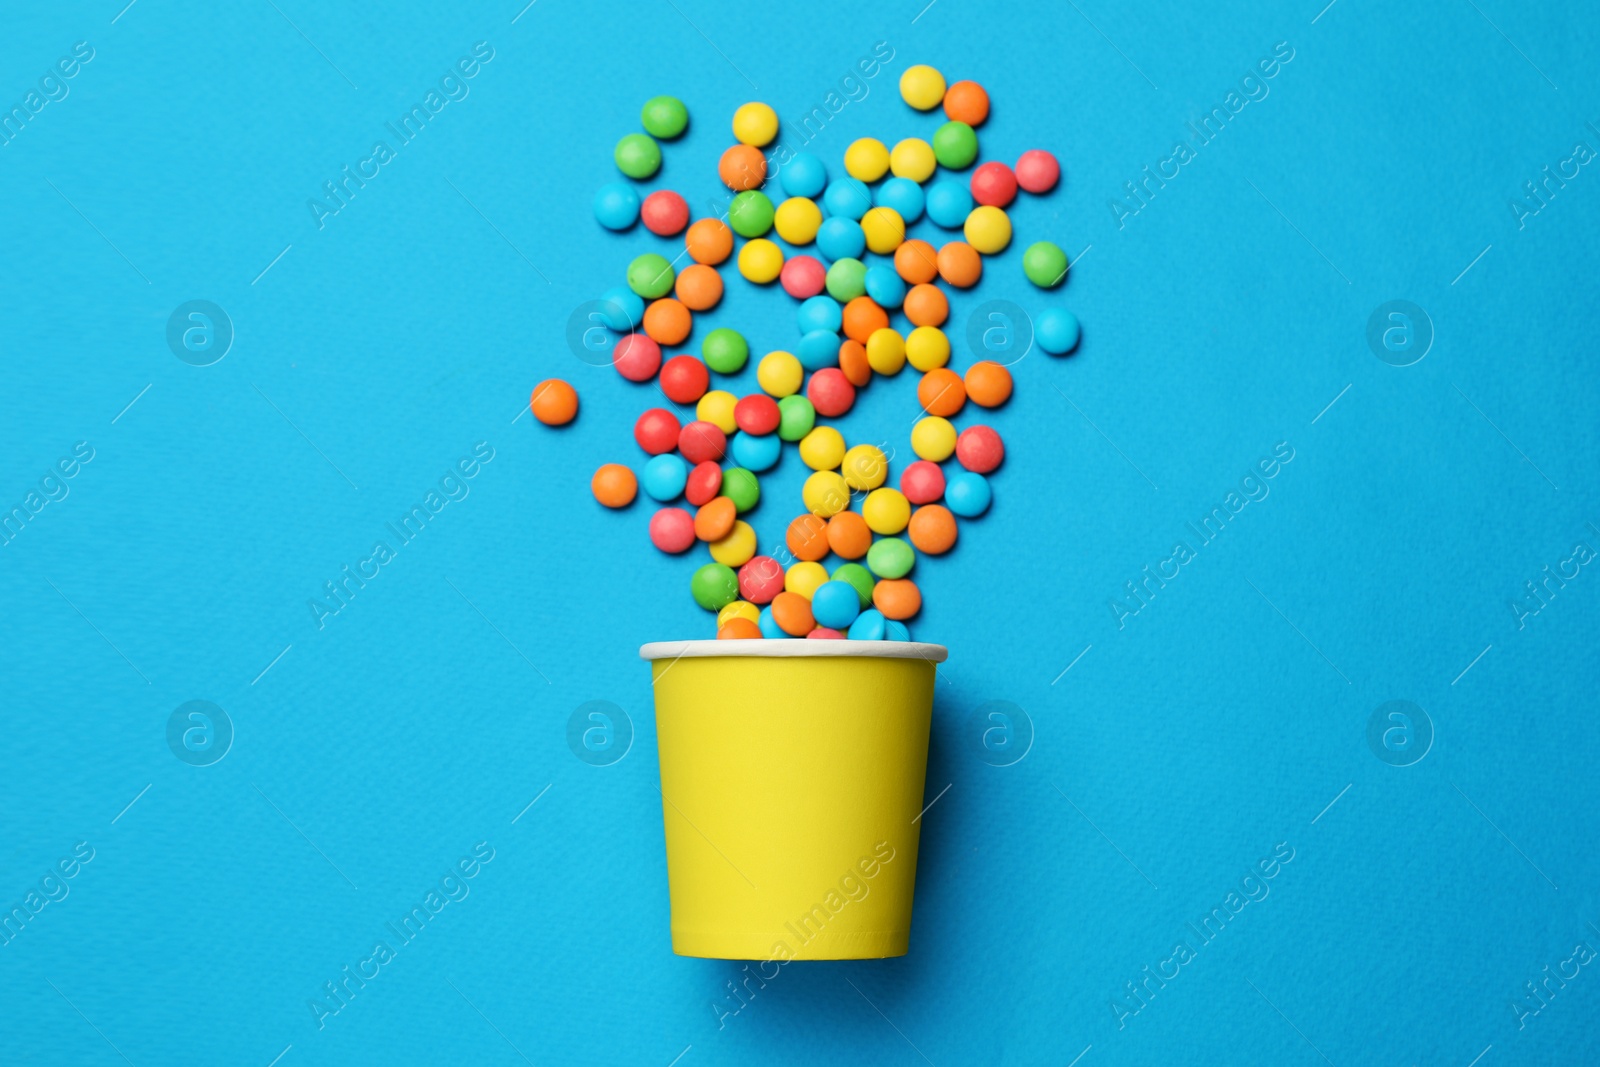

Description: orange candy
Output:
[964,360,1013,407]
[838,339,872,387]
[826,511,872,559]
[643,298,692,345]
[770,591,816,636]
[917,368,966,417]
[675,264,723,310]
[908,504,958,554]
[591,464,636,508]
[717,618,763,640]
[936,242,982,288]
[872,578,922,620]
[787,514,830,562]
[841,297,889,343]
[685,218,734,265]
[530,379,577,425]
[943,80,990,126]
[903,284,949,327]
[894,239,939,284]
[719,144,767,191]
[694,496,736,541]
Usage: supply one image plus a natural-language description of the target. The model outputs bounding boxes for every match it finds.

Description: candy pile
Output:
[534,65,1082,641]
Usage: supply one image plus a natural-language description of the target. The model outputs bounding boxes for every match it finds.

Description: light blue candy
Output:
[816,217,866,261]
[847,608,887,640]
[884,619,911,641]
[640,453,688,502]
[796,329,840,371]
[592,181,640,230]
[796,295,843,334]
[780,152,828,199]
[759,605,791,639]
[864,266,907,309]
[925,179,973,228]
[730,430,781,471]
[1037,308,1082,355]
[810,580,862,630]
[822,177,872,221]
[875,177,925,223]
[945,470,991,517]
[597,287,644,331]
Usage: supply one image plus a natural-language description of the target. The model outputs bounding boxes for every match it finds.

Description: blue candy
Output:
[847,608,887,640]
[810,580,862,630]
[945,470,991,517]
[729,430,781,472]
[822,177,872,221]
[1037,308,1082,355]
[884,619,911,641]
[592,181,640,230]
[796,329,840,371]
[864,266,907,309]
[640,453,688,501]
[816,217,866,261]
[780,152,828,199]
[875,177,925,223]
[758,605,791,639]
[796,295,843,334]
[925,179,973,228]
[597,286,644,332]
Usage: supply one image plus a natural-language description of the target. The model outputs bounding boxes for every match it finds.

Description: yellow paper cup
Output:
[641,639,947,961]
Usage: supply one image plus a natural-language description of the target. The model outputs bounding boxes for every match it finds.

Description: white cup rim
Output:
[639,639,948,663]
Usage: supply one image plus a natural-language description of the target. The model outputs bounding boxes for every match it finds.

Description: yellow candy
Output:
[844,137,891,182]
[900,65,946,110]
[963,205,1012,254]
[697,390,739,433]
[860,207,906,255]
[732,102,779,147]
[773,197,823,245]
[841,444,888,491]
[905,326,951,371]
[911,416,957,461]
[799,426,846,470]
[890,138,937,182]
[738,238,784,283]
[758,351,804,397]
[717,600,761,628]
[862,488,911,535]
[710,520,757,567]
[865,327,906,376]
[785,560,829,599]
[802,470,851,517]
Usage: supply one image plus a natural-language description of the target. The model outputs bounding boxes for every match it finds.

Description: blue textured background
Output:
[3,1,1598,1064]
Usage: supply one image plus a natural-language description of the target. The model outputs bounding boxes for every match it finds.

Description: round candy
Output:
[612,333,661,382]
[634,408,681,454]
[875,177,925,223]
[894,240,939,285]
[777,394,816,441]
[908,504,957,554]
[826,511,871,559]
[844,138,891,182]
[1037,308,1082,355]
[786,514,829,562]
[848,608,887,640]
[841,297,888,343]
[862,487,911,534]
[674,264,723,310]
[822,178,872,221]
[900,64,947,110]
[591,463,636,508]
[1015,149,1061,193]
[796,329,840,371]
[678,420,727,464]
[770,591,815,636]
[932,121,978,169]
[643,298,691,346]
[918,368,965,416]
[842,444,888,490]
[866,537,915,579]
[597,286,644,331]
[732,102,779,146]
[734,393,781,435]
[530,379,578,425]
[890,138,937,182]
[780,152,828,198]
[911,416,957,461]
[719,618,763,640]
[970,162,1017,208]
[641,95,688,139]
[758,605,788,639]
[719,600,760,628]
[885,619,912,641]
[904,284,949,328]
[860,207,905,255]
[945,470,991,517]
[738,556,785,604]
[614,133,661,179]
[964,361,1013,407]
[641,189,690,235]
[641,453,689,501]
[825,259,867,302]
[964,205,1011,254]
[691,562,740,611]
[906,325,951,372]
[702,328,749,375]
[696,390,738,433]
[709,519,757,566]
[685,218,734,265]
[900,460,946,504]
[686,460,722,505]
[817,217,866,261]
[729,190,775,238]
[925,179,973,228]
[1023,241,1069,288]
[866,327,906,376]
[936,242,982,288]
[774,197,823,245]
[627,253,675,298]
[838,338,872,387]
[650,507,696,553]
[943,80,989,125]
[729,429,780,472]
[956,424,1005,472]
[811,580,862,629]
[781,255,827,299]
[785,562,828,599]
[719,144,767,191]
[873,578,922,620]
[802,470,851,516]
[799,426,846,470]
[738,239,784,283]
[757,351,804,397]
[797,295,843,335]
[832,562,875,607]
[864,266,907,309]
[593,182,640,230]
[807,627,845,640]
[694,497,737,541]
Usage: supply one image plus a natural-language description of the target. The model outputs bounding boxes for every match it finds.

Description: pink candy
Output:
[780,255,827,299]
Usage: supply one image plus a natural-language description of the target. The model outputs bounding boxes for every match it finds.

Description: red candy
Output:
[781,255,827,299]
[900,459,946,504]
[678,421,728,464]
[649,507,696,553]
[738,556,785,604]
[612,333,662,382]
[807,368,856,418]
[969,161,1018,208]
[1014,149,1060,194]
[685,461,722,505]
[660,355,710,404]
[807,627,845,639]
[634,408,682,454]
[734,394,781,435]
[956,425,1004,473]
[640,190,690,236]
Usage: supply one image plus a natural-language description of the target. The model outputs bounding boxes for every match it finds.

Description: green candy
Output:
[640,96,688,139]
[728,190,775,238]
[691,563,740,611]
[931,121,978,170]
[831,562,875,608]
[777,395,816,442]
[825,258,867,302]
[614,132,662,179]
[627,253,675,299]
[1023,241,1069,288]
[866,537,915,579]
[702,328,749,374]
[721,468,760,513]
